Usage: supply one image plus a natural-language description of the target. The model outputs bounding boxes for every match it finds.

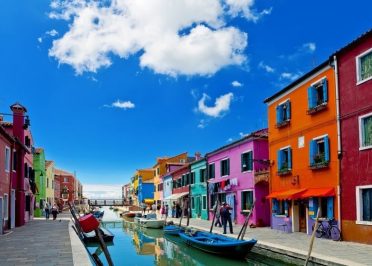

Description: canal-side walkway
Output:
[0,212,91,266]
[164,216,372,266]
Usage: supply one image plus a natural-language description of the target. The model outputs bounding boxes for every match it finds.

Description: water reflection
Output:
[86,208,290,266]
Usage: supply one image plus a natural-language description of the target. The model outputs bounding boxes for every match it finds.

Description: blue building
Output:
[138,176,154,204]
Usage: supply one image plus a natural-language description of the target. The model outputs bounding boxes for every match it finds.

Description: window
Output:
[220,158,230,176]
[64,177,68,182]
[356,186,372,224]
[307,78,328,112]
[4,194,8,220]
[52,180,54,189]
[157,168,160,175]
[24,163,28,178]
[310,136,330,168]
[276,100,291,127]
[357,48,372,83]
[241,151,253,172]
[208,163,215,179]
[359,113,372,150]
[309,197,334,219]
[202,195,207,210]
[47,178,49,188]
[272,199,288,216]
[190,172,195,185]
[200,168,206,183]
[12,150,17,171]
[5,147,10,172]
[210,193,226,208]
[277,147,292,174]
[191,197,195,209]
[241,191,253,211]
[25,136,31,147]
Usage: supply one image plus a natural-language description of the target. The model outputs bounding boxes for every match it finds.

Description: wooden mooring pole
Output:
[304,207,321,266]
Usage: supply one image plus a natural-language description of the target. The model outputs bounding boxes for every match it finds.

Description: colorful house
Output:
[132,169,154,206]
[33,148,46,217]
[152,152,188,206]
[45,160,55,206]
[335,30,372,243]
[206,129,270,226]
[190,157,208,220]
[55,168,76,203]
[264,61,339,234]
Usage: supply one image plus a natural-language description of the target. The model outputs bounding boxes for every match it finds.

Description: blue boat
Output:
[178,231,257,259]
[93,210,104,219]
[163,225,183,235]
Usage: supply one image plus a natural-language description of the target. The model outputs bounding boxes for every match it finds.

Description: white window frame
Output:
[220,158,230,177]
[356,185,372,225]
[202,195,207,210]
[5,146,10,173]
[356,47,372,85]
[359,112,372,151]
[3,193,8,220]
[241,189,254,211]
[241,150,253,173]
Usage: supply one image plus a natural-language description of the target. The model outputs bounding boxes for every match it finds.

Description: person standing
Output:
[51,204,58,220]
[165,204,169,219]
[160,203,166,218]
[214,203,222,227]
[152,202,157,213]
[44,202,50,220]
[221,202,233,234]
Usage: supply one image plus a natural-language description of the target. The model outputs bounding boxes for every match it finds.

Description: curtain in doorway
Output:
[226,193,235,222]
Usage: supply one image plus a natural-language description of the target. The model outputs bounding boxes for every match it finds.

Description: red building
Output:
[336,29,372,243]
[54,168,76,202]
[171,164,191,210]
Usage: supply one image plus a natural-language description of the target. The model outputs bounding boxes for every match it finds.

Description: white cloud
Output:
[37,37,43,43]
[197,119,207,129]
[280,72,302,81]
[258,61,275,73]
[198,92,234,117]
[46,29,59,37]
[302,42,316,53]
[231,80,243,87]
[227,137,233,142]
[105,100,135,109]
[46,0,268,76]
[239,132,247,137]
[225,0,272,22]
[83,184,122,199]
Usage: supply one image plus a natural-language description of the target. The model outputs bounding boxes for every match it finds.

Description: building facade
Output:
[265,62,339,234]
[336,30,372,243]
[33,148,46,217]
[45,160,55,206]
[190,158,208,220]
[55,168,76,203]
[207,129,270,226]
[132,169,154,206]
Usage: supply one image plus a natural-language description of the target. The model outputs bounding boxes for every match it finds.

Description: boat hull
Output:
[164,225,182,235]
[139,219,165,229]
[83,228,114,243]
[178,231,256,259]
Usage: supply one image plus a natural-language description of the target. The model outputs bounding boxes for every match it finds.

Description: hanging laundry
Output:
[221,180,226,189]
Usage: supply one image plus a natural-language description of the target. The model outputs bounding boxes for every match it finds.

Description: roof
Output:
[206,128,268,157]
[10,102,28,112]
[162,163,189,178]
[0,124,15,143]
[34,148,44,154]
[45,160,54,168]
[54,168,74,176]
[152,152,188,167]
[0,121,13,127]
[263,60,329,104]
[333,28,372,56]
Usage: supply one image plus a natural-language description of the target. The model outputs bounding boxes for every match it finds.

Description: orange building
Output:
[153,152,188,205]
[264,61,340,234]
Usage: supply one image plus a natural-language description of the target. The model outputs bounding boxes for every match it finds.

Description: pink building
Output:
[206,129,270,226]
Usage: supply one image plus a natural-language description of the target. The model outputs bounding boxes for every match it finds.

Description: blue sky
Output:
[1,0,371,195]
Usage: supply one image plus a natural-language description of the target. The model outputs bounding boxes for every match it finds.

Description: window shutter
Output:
[272,199,279,214]
[227,159,230,175]
[324,136,330,162]
[288,148,292,169]
[286,101,291,119]
[212,164,215,179]
[284,200,289,217]
[307,86,313,109]
[322,78,328,103]
[310,197,319,219]
[327,197,334,219]
[276,105,281,124]
[248,151,253,171]
[310,140,316,165]
[277,150,282,171]
[241,153,244,172]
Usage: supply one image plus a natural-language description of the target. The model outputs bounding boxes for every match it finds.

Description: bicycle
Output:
[315,218,341,241]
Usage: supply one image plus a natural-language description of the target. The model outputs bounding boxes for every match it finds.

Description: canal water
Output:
[86,207,292,266]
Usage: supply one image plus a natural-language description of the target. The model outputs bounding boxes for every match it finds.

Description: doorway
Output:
[195,196,201,218]
[11,190,15,229]
[299,201,307,233]
[0,197,3,235]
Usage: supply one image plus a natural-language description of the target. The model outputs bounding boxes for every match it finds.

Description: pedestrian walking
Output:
[152,202,157,213]
[51,204,58,220]
[44,202,50,220]
[175,203,181,218]
[161,203,166,218]
[221,202,233,234]
[165,204,169,219]
[141,201,147,214]
[214,203,222,227]
[172,202,176,218]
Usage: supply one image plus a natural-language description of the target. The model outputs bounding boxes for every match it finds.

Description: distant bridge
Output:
[88,199,126,206]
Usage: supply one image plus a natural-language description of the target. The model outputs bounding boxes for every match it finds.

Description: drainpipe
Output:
[333,55,342,231]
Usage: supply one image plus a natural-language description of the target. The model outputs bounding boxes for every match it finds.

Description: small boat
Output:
[124,212,136,218]
[178,230,257,259]
[92,210,104,219]
[163,225,182,235]
[134,213,143,224]
[139,213,165,229]
[83,227,114,243]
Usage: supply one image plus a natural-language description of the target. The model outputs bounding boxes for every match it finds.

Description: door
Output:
[0,197,3,235]
[299,201,307,233]
[11,190,15,229]
[196,196,201,218]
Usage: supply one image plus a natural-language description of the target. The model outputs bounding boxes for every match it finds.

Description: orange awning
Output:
[300,188,335,198]
[266,188,307,200]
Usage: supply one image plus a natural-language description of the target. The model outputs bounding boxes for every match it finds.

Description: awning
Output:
[300,188,335,198]
[266,188,307,200]
[163,192,189,201]
[144,199,155,204]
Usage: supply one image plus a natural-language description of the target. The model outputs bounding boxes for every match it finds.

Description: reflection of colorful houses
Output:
[33,148,46,217]
[132,229,155,255]
[335,30,372,244]
[132,169,154,205]
[152,152,188,206]
[265,61,339,234]
[207,129,270,226]
[190,157,208,220]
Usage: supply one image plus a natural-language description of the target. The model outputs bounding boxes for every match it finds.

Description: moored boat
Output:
[163,225,182,235]
[83,227,114,243]
[138,214,165,229]
[178,230,257,259]
[124,212,136,218]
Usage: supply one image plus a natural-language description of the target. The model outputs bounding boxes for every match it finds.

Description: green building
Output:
[190,158,208,220]
[33,148,46,217]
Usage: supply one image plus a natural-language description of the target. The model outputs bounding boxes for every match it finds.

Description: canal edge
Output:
[68,220,92,266]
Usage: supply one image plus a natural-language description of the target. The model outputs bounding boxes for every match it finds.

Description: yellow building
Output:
[45,160,55,206]
[153,152,188,205]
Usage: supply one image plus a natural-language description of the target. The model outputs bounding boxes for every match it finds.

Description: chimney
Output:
[10,102,27,144]
[195,152,201,160]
